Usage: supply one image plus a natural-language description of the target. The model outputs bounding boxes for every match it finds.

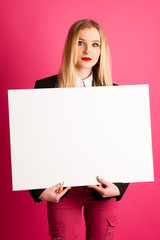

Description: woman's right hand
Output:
[38,184,71,202]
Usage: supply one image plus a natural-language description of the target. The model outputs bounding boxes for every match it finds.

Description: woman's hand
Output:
[89,177,120,198]
[38,183,71,202]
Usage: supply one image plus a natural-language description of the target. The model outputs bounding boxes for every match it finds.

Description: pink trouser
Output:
[47,186,118,240]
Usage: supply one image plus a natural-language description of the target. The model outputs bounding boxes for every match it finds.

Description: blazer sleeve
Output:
[113,182,129,201]
[29,188,45,203]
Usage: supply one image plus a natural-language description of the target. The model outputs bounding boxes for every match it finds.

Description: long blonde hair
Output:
[58,19,112,87]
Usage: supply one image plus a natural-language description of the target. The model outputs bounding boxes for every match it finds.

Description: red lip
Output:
[81,57,92,61]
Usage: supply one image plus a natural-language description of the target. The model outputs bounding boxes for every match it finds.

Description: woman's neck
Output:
[76,68,92,80]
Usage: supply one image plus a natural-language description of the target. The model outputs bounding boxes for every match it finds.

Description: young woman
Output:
[29,19,129,240]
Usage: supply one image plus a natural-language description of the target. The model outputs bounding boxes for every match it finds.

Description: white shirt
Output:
[76,73,93,87]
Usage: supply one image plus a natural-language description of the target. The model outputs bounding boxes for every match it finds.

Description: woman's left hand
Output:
[89,177,120,198]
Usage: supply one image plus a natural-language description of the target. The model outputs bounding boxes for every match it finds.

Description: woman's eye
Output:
[78,41,84,46]
[92,43,99,47]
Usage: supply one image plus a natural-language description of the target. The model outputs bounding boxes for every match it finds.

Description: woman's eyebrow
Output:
[79,38,85,41]
[79,38,100,42]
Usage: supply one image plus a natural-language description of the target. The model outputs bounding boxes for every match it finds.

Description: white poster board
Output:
[8,85,154,190]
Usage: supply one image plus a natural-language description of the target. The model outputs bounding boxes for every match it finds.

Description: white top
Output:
[76,73,93,87]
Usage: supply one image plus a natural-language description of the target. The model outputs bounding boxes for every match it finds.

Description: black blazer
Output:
[29,75,129,202]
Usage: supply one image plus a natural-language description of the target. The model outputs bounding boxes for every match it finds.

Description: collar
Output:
[76,73,93,87]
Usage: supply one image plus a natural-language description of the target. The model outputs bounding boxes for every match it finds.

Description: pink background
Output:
[1,0,160,239]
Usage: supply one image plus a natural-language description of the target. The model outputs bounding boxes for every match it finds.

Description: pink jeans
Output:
[47,186,118,240]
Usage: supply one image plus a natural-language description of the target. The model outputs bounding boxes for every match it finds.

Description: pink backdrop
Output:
[1,0,160,239]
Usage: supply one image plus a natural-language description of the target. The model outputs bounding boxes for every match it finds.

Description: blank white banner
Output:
[8,85,154,190]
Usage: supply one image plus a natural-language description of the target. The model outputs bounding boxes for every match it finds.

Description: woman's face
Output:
[76,27,101,73]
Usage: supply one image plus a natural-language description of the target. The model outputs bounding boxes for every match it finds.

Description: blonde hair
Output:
[58,19,112,87]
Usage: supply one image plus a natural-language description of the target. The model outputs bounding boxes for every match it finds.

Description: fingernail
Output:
[60,182,64,186]
[97,176,102,180]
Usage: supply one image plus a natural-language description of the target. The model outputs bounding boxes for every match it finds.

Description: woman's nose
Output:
[83,44,91,54]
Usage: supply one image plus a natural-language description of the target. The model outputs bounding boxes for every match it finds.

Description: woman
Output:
[30,19,129,240]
